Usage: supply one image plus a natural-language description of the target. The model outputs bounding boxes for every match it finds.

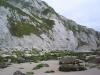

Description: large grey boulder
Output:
[59,56,83,64]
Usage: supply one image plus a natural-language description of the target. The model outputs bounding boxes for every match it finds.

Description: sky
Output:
[42,0,100,31]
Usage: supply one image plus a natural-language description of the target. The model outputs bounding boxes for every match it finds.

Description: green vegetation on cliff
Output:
[7,16,41,37]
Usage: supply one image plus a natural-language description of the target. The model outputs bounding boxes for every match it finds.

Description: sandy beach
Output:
[0,60,100,75]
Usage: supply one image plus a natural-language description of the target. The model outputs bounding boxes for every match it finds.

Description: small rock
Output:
[13,71,25,75]
[19,67,24,69]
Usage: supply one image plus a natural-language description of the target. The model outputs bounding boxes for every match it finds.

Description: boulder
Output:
[59,64,87,72]
[59,56,82,64]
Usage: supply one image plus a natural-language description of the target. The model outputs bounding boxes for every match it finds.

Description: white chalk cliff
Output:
[0,0,100,52]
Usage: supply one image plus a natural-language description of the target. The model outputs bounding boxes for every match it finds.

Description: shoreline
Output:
[0,60,100,75]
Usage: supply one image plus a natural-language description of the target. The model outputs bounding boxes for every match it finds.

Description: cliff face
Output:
[0,0,100,52]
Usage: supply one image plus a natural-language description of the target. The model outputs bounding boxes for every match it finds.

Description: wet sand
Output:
[0,60,100,75]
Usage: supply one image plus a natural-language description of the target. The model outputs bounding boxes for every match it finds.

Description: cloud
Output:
[42,0,100,31]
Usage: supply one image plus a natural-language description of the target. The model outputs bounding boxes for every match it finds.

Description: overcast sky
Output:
[42,0,100,31]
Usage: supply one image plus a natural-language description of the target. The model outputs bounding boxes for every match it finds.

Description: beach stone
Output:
[0,63,8,68]
[13,71,25,75]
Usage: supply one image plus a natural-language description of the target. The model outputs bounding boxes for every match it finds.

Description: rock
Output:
[45,70,55,73]
[95,57,100,64]
[0,0,100,51]
[0,63,8,68]
[59,56,82,64]
[59,64,87,72]
[13,71,25,75]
